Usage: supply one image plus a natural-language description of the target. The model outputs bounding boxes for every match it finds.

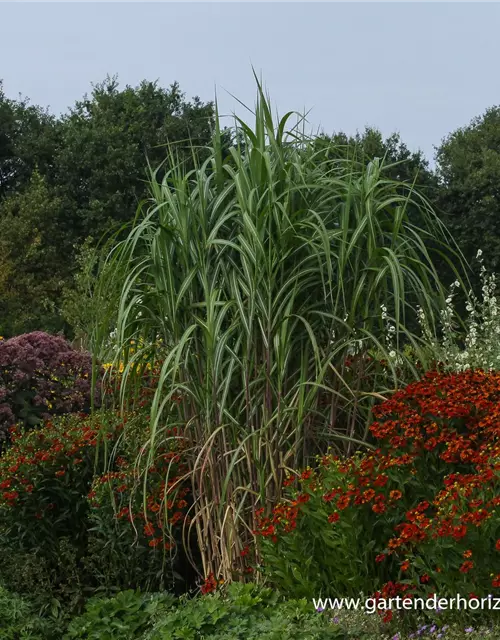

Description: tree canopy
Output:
[1,76,500,339]
[0,77,215,337]
[436,107,500,278]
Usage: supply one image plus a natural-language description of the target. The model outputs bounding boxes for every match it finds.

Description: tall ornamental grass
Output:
[93,82,458,582]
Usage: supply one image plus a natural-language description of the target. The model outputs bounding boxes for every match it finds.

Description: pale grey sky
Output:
[2,2,500,165]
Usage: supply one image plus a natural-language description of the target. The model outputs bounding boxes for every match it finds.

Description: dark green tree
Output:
[51,76,215,246]
[0,173,68,337]
[315,127,438,195]
[0,80,59,201]
[436,107,500,277]
[0,77,215,337]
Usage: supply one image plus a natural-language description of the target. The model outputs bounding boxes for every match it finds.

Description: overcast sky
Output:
[2,2,500,166]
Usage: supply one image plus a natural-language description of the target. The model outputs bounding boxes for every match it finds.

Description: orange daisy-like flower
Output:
[459,561,474,574]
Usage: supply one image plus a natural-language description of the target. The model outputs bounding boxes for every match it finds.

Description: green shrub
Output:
[0,412,122,556]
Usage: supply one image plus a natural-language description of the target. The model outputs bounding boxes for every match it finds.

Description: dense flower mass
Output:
[0,407,192,594]
[0,411,123,552]
[255,369,500,618]
[0,332,101,445]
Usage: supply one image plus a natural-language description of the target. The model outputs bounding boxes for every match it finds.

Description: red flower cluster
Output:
[0,414,118,510]
[201,572,218,594]
[256,369,500,605]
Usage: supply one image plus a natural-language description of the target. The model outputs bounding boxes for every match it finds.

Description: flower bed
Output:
[255,369,500,625]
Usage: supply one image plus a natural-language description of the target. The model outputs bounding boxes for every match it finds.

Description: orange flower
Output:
[460,561,474,573]
[148,538,161,548]
[336,495,350,510]
[372,502,386,514]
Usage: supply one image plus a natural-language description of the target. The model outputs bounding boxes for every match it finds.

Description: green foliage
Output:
[436,106,500,280]
[0,76,214,338]
[51,76,214,247]
[64,590,174,640]
[0,80,59,201]
[0,174,69,336]
[0,584,61,639]
[148,585,350,640]
[318,127,437,195]
[61,237,122,349]
[66,584,356,640]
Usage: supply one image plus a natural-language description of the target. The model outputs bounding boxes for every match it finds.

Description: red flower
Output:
[460,561,474,574]
[373,474,388,488]
[201,572,217,594]
[148,538,161,548]
[336,495,350,510]
[452,524,467,540]
[382,610,393,623]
